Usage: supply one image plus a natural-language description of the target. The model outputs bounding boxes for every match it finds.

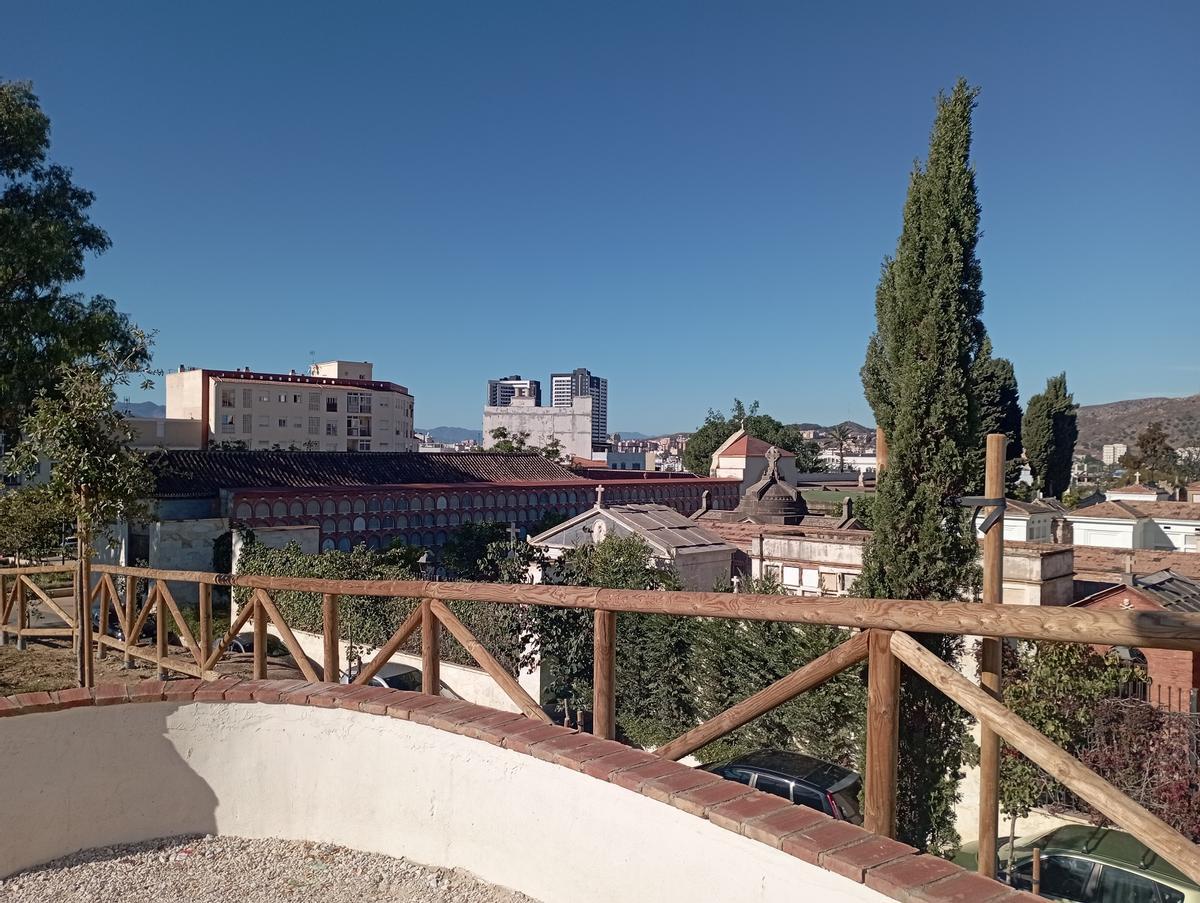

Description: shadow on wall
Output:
[0,704,219,877]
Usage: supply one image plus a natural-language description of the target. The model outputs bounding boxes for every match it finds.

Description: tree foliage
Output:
[682,399,824,476]
[998,641,1142,821]
[486,426,566,462]
[696,575,866,765]
[971,339,1023,492]
[0,483,69,561]
[1022,373,1078,499]
[1119,421,1177,484]
[0,80,149,445]
[858,80,990,852]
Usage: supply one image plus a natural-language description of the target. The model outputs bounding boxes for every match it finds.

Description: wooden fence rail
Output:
[2,558,1200,884]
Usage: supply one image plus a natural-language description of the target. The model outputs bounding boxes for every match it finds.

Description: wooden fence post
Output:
[123,574,136,669]
[15,576,27,651]
[323,593,340,682]
[0,574,7,645]
[156,583,169,680]
[593,609,616,739]
[198,582,213,663]
[977,432,1007,878]
[421,599,440,696]
[864,628,899,838]
[253,592,267,680]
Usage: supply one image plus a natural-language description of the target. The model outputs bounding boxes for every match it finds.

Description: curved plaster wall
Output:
[0,693,893,903]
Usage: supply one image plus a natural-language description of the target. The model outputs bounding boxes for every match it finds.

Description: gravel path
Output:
[0,835,541,903]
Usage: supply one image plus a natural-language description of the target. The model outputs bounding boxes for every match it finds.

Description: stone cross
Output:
[508,522,519,545]
[595,484,606,508]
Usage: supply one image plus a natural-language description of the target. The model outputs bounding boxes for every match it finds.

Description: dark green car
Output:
[953,825,1198,903]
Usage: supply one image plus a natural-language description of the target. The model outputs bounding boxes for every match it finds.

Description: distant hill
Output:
[117,401,166,418]
[1076,394,1200,456]
[613,431,649,440]
[418,426,484,444]
[788,420,874,435]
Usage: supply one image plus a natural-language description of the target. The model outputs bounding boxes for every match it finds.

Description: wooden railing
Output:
[3,561,1200,884]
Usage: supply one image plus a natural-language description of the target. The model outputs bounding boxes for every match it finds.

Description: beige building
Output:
[165,360,415,452]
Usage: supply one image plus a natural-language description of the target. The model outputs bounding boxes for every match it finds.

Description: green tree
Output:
[6,335,157,684]
[0,483,70,562]
[858,80,989,852]
[526,534,692,745]
[0,80,149,445]
[696,574,866,766]
[1022,374,1078,499]
[971,340,1023,492]
[487,426,530,452]
[1119,421,1177,484]
[824,424,854,472]
[683,399,823,475]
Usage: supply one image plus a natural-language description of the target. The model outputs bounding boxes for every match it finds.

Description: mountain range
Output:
[1075,394,1200,456]
[418,426,484,444]
[117,401,166,418]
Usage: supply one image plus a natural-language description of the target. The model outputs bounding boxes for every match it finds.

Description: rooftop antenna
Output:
[308,350,316,375]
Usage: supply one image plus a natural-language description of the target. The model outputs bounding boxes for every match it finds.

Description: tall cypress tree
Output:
[1022,374,1078,499]
[859,80,987,852]
[972,339,1023,492]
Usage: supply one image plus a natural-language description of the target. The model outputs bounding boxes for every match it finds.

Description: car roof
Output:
[1020,825,1199,889]
[724,749,859,791]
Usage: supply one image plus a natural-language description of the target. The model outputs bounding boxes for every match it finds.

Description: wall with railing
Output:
[3,557,1200,886]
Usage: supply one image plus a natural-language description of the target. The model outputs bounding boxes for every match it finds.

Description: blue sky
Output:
[6,2,1198,434]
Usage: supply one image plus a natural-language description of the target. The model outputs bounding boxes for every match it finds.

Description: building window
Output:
[278,393,288,403]
[220,389,236,408]
[346,416,371,437]
[308,417,319,435]
[241,414,251,433]
[292,394,302,404]
[308,393,320,411]
[220,414,235,434]
[356,439,371,452]
[347,392,372,414]
[242,388,253,407]
[278,418,287,428]
[258,416,269,428]
[325,422,338,436]
[259,394,270,402]
[326,397,338,412]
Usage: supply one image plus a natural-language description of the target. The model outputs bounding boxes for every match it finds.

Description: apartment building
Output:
[550,368,607,446]
[1102,443,1128,465]
[165,360,415,452]
[487,375,541,408]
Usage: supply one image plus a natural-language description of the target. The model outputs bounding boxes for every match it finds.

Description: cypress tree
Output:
[1022,373,1078,499]
[972,339,1023,492]
[859,80,987,852]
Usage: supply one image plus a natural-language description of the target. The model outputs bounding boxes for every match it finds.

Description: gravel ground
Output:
[0,835,540,903]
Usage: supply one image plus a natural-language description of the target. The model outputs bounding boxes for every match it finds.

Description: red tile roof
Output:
[719,435,796,458]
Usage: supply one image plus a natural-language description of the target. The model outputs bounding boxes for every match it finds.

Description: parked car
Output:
[90,604,158,644]
[226,632,289,657]
[953,825,1199,902]
[699,749,863,824]
[339,662,422,691]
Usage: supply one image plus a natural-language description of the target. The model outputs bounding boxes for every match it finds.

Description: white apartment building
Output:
[550,368,607,446]
[487,375,541,407]
[1102,443,1128,465]
[483,388,595,461]
[165,360,415,452]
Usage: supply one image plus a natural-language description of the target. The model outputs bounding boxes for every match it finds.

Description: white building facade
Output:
[165,360,415,452]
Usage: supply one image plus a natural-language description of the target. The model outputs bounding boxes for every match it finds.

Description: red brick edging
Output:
[0,681,1037,903]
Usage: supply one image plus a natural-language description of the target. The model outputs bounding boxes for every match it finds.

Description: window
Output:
[277,418,287,428]
[346,416,371,437]
[752,774,794,802]
[242,388,252,407]
[241,414,251,433]
[258,416,270,428]
[719,767,755,786]
[278,393,287,403]
[292,394,302,404]
[308,393,320,411]
[356,439,371,452]
[259,393,270,402]
[1012,856,1095,900]
[326,397,338,412]
[308,417,319,435]
[220,414,235,433]
[790,782,828,815]
[1092,865,1176,903]
[347,392,372,413]
[326,422,338,436]
[220,389,236,408]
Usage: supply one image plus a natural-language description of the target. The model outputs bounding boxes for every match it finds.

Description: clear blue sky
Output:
[6,2,1198,434]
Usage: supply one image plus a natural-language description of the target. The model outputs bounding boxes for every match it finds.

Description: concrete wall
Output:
[674,546,735,591]
[148,518,229,603]
[483,394,594,461]
[0,703,887,902]
[1070,518,1139,549]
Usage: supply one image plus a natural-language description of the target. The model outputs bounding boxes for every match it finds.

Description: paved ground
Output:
[0,835,540,903]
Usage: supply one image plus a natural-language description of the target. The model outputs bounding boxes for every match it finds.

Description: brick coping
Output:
[0,681,1036,903]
